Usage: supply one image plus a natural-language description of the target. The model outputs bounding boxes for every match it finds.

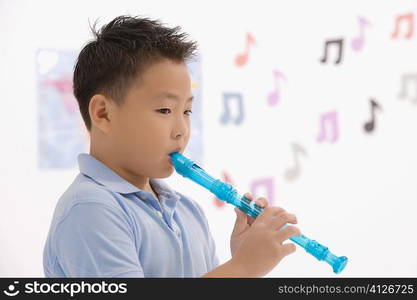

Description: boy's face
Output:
[104,59,193,179]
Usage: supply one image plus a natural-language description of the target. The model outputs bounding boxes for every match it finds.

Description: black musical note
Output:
[320,38,344,64]
[220,92,244,125]
[363,99,382,133]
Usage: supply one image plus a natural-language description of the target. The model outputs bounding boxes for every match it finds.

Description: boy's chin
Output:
[154,165,175,178]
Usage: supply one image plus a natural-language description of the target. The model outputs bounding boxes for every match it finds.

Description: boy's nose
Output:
[172,118,189,139]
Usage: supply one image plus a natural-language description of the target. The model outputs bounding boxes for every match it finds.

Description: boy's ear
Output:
[88,94,114,134]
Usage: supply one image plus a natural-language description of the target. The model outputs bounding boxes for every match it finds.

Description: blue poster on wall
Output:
[36,49,88,169]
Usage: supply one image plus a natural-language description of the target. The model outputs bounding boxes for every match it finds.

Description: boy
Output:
[43,15,300,277]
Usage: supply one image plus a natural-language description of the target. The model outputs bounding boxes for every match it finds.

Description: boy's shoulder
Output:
[66,173,118,205]
[51,173,123,224]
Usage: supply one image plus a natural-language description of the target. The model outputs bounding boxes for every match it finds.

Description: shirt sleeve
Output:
[54,201,144,277]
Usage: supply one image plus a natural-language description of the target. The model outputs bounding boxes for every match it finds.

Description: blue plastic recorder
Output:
[169,152,348,274]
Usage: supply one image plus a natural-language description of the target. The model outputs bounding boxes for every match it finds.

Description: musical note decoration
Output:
[352,16,371,51]
[267,69,286,106]
[320,38,344,64]
[399,73,417,103]
[391,13,414,39]
[235,33,256,67]
[220,92,245,125]
[363,99,382,133]
[285,143,308,182]
[250,177,275,206]
[317,110,339,143]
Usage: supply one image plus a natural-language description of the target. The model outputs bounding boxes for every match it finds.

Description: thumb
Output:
[233,207,248,233]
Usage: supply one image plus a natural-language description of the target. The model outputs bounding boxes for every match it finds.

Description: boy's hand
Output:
[230,192,267,257]
[230,192,301,277]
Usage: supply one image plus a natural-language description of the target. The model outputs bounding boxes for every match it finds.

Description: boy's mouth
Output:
[169,147,182,155]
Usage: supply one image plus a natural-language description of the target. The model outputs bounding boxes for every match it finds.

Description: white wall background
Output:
[1,0,417,277]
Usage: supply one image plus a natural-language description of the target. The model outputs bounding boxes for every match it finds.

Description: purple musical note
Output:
[250,177,275,206]
[267,69,286,106]
[351,16,371,51]
[317,111,339,143]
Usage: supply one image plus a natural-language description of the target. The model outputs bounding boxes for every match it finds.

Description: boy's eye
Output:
[157,108,171,114]
[157,108,193,116]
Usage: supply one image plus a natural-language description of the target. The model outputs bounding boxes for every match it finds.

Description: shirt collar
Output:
[77,153,181,205]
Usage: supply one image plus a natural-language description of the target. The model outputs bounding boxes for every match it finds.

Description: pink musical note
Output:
[250,177,275,206]
[351,16,371,51]
[391,13,414,39]
[317,111,339,143]
[267,70,286,106]
[235,33,256,67]
[213,171,234,208]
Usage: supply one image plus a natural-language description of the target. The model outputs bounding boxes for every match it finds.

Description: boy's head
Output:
[73,15,197,179]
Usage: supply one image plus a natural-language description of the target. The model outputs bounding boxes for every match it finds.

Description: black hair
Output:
[73,15,198,130]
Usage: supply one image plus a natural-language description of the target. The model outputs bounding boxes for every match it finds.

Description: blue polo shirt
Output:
[43,153,219,277]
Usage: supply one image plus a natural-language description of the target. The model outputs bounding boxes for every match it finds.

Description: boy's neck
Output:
[89,149,158,200]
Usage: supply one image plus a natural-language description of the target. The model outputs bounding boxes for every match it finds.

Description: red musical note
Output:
[235,33,256,67]
[391,13,414,39]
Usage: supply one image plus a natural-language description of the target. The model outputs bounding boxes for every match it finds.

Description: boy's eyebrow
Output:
[155,92,194,102]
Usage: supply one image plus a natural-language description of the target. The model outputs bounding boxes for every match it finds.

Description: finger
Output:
[271,212,297,229]
[238,194,255,217]
[243,192,253,200]
[254,197,268,208]
[276,225,301,242]
[257,206,285,220]
[243,193,268,208]
[240,194,257,225]
[281,242,297,256]
[233,207,249,233]
[234,206,247,218]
